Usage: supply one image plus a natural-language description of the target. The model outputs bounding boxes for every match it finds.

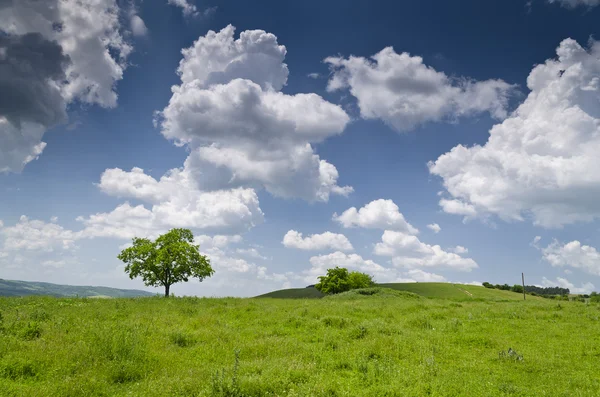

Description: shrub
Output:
[315,267,374,295]
[482,282,493,289]
[511,285,524,294]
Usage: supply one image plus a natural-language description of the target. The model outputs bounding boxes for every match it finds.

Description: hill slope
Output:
[256,283,530,300]
[0,279,155,298]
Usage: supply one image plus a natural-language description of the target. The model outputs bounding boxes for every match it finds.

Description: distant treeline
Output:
[483,281,600,302]
[524,285,570,296]
[482,282,569,296]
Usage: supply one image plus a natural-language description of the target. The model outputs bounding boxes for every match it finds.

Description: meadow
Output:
[1,285,599,396]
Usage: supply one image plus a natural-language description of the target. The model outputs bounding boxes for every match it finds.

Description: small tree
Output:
[315,267,374,295]
[118,228,213,297]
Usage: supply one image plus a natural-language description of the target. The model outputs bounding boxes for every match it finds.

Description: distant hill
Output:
[256,283,534,301]
[0,279,155,298]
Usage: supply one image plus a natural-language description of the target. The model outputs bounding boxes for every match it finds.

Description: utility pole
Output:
[522,272,526,301]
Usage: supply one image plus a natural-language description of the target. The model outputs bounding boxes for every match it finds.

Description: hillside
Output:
[256,282,531,300]
[0,279,155,298]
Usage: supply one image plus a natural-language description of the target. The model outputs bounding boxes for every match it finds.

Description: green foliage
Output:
[348,271,375,290]
[118,228,214,296]
[482,282,493,289]
[314,267,374,295]
[511,284,524,294]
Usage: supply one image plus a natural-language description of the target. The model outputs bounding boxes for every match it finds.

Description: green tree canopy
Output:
[315,267,375,295]
[117,228,213,297]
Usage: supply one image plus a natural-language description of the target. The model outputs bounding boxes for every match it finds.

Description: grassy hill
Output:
[0,292,596,396]
[256,282,531,300]
[0,279,155,298]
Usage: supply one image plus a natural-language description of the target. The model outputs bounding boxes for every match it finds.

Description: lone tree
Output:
[118,228,213,297]
[315,267,375,295]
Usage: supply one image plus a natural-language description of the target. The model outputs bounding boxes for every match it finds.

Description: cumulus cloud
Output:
[0,32,69,172]
[542,276,595,294]
[0,0,132,172]
[430,39,600,228]
[540,239,600,276]
[453,245,468,254]
[333,199,419,234]
[374,230,478,271]
[156,25,352,202]
[85,166,265,239]
[427,223,441,233]
[282,230,353,251]
[0,215,80,252]
[325,47,516,132]
[130,15,148,37]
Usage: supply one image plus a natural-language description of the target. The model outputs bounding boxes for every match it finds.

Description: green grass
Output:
[255,287,324,299]
[1,290,599,396]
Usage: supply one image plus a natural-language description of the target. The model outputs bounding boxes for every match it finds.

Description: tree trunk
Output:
[165,284,170,297]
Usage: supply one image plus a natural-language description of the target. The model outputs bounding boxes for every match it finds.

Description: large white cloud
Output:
[333,199,419,234]
[325,47,516,132]
[541,239,600,276]
[374,230,478,271]
[85,166,265,239]
[282,230,353,251]
[156,25,352,202]
[0,0,133,172]
[429,38,600,228]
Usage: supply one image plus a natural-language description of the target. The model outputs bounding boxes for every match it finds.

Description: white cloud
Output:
[305,251,447,284]
[282,230,353,252]
[542,276,595,294]
[333,199,419,234]
[429,38,600,228]
[167,0,200,17]
[176,24,288,90]
[541,239,600,276]
[85,166,265,239]
[130,15,148,37]
[0,0,132,172]
[374,230,478,271]
[404,269,447,282]
[156,25,351,202]
[0,215,80,252]
[548,0,600,8]
[427,223,441,233]
[325,47,516,132]
[307,73,321,79]
[453,245,468,254]
[235,248,267,260]
[307,252,396,283]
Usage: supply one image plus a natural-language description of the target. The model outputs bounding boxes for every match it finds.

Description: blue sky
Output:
[1,0,600,296]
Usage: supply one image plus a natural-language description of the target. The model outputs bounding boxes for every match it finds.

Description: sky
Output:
[1,0,600,297]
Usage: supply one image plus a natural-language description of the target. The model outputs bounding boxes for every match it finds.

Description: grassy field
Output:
[1,287,599,396]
